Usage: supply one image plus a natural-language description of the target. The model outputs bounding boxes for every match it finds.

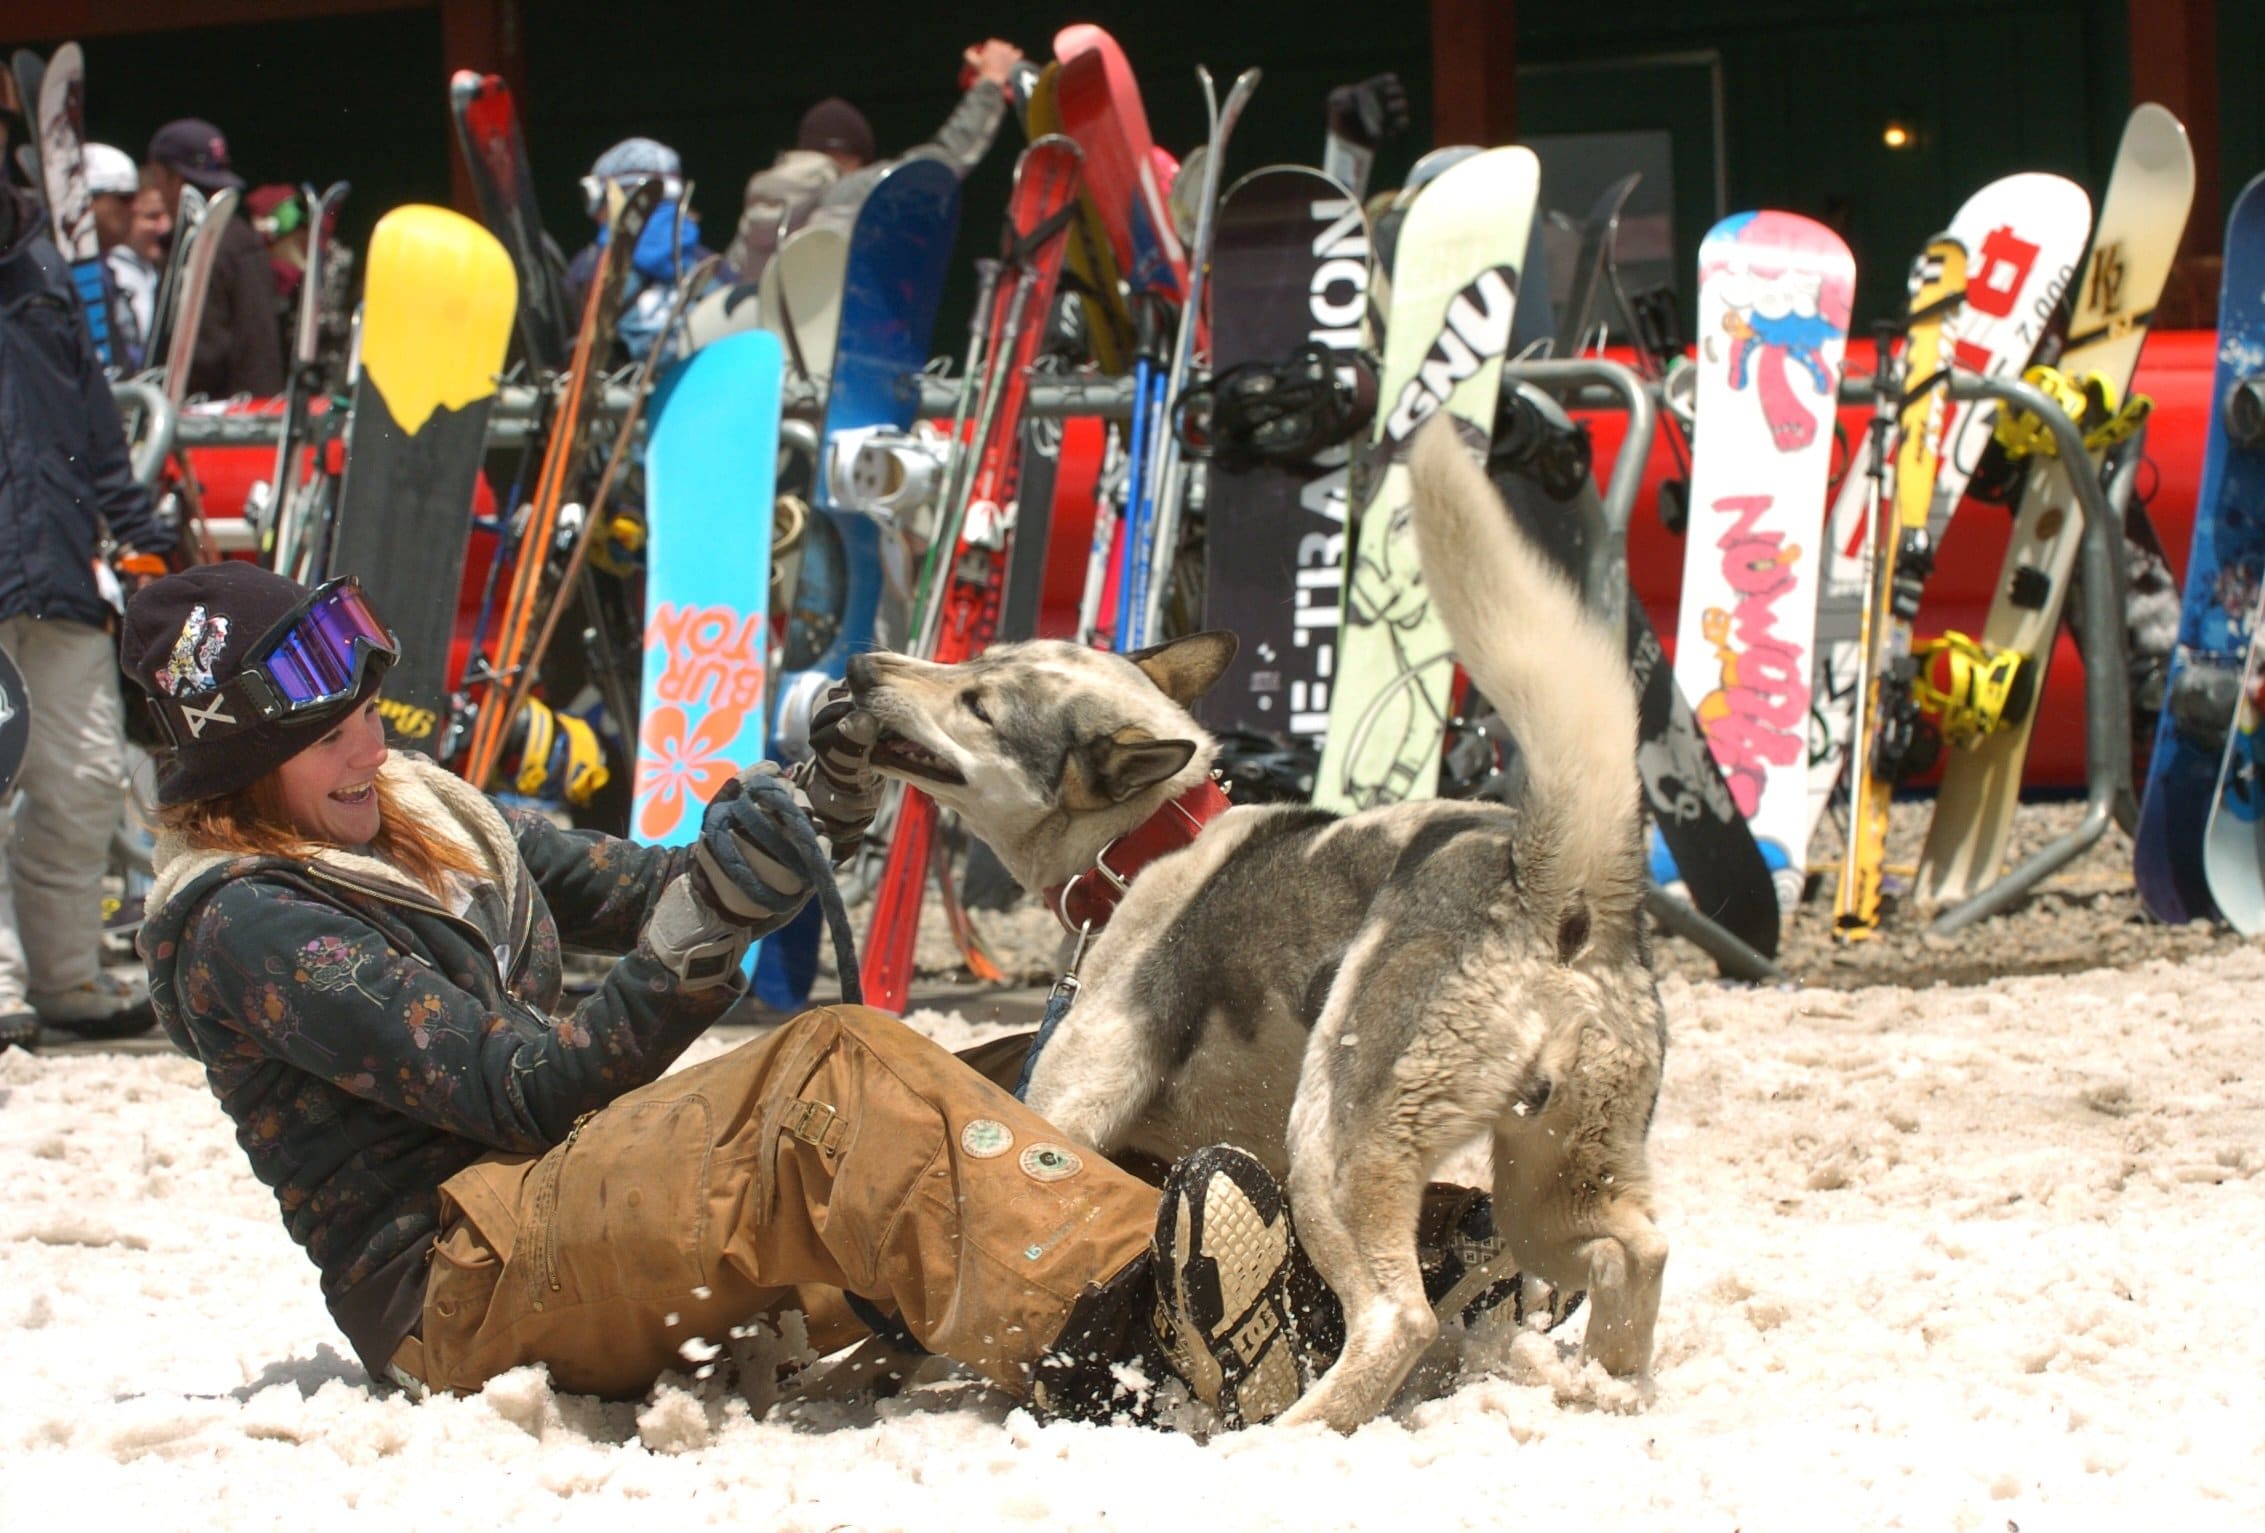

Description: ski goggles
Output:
[150,576,400,748]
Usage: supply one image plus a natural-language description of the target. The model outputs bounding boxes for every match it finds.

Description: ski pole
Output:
[912,257,1003,643]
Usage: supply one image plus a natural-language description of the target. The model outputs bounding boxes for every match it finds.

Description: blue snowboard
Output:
[764,159,961,1010]
[2133,171,2265,924]
[635,329,784,938]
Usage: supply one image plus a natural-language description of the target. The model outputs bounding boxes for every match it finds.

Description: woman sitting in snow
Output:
[120,561,1312,1429]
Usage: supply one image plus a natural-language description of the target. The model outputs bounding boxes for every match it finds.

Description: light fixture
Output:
[1883,120,1914,150]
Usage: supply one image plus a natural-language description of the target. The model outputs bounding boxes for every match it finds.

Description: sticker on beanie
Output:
[157,606,229,695]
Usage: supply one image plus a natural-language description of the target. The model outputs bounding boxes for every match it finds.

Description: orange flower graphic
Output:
[637,704,746,840]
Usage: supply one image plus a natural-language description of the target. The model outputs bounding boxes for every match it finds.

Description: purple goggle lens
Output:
[253,577,400,711]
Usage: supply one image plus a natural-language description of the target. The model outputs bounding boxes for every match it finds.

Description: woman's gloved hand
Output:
[794,683,882,863]
[643,764,819,989]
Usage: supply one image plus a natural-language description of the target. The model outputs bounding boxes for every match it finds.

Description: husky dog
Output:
[848,416,1667,1431]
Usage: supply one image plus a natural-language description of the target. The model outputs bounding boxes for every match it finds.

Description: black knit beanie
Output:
[120,562,393,806]
[797,98,876,163]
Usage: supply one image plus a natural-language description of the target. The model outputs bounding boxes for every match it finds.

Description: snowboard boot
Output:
[1032,1144,1319,1429]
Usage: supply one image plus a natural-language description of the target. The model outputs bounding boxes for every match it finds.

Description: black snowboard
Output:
[1196,166,1372,746]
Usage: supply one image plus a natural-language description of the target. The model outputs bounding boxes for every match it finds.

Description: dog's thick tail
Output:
[1409,414,1646,943]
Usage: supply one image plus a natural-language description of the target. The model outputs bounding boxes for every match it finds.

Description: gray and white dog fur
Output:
[847,415,1668,1431]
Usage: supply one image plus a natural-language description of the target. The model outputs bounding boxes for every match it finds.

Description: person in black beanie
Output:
[723,38,1025,282]
[121,560,1325,1429]
[147,117,284,397]
[0,174,177,1048]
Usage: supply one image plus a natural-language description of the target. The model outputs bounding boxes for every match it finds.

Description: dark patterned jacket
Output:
[138,751,739,1378]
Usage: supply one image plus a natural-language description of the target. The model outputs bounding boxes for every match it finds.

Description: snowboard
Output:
[1917,104,2195,908]
[1669,210,1854,913]
[326,206,517,753]
[634,328,784,861]
[0,643,28,800]
[2204,581,2265,933]
[2134,170,2265,924]
[1833,236,1965,942]
[33,44,110,368]
[1806,174,2092,857]
[789,156,961,692]
[861,137,1081,1014]
[449,70,573,372]
[1311,145,1539,814]
[1196,166,1370,745]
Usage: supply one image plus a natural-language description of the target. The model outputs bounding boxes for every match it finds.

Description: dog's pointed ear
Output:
[1062,730,1197,809]
[1127,631,1237,706]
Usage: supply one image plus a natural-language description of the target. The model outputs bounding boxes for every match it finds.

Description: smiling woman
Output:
[104,559,1330,1434]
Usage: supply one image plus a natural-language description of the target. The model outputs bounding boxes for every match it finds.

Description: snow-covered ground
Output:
[4,948,2261,1531]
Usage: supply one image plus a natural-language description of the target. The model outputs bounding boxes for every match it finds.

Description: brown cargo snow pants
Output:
[399,1005,1156,1400]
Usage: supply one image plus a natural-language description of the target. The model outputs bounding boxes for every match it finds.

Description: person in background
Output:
[723,39,1024,283]
[85,142,151,369]
[0,174,177,1049]
[563,136,722,363]
[122,561,1319,1427]
[146,117,284,397]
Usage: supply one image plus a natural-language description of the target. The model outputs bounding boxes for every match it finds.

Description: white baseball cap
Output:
[84,143,139,198]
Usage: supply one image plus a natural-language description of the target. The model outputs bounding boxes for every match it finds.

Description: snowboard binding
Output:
[1173,343,1378,471]
[1912,631,2037,749]
[1491,386,1594,501]
[1994,364,2153,460]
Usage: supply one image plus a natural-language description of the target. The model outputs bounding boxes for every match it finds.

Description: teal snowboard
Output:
[634,328,784,890]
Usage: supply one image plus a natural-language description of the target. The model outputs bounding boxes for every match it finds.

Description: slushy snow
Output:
[4,947,2260,1531]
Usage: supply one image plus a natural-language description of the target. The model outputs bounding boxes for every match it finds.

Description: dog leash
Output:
[746,768,865,1007]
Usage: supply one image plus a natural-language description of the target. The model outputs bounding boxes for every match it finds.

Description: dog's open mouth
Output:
[870,730,966,786]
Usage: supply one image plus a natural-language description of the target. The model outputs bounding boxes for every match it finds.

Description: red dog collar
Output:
[1043,777,1232,935]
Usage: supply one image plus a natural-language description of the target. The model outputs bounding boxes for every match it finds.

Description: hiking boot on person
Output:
[33,970,157,1040]
[1033,1144,1320,1430]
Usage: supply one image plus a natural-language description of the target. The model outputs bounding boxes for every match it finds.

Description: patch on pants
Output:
[1019,1143,1082,1182]
[960,1118,1014,1158]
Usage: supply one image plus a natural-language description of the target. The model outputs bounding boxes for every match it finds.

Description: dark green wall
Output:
[19,0,2261,343]
[1518,0,2134,328]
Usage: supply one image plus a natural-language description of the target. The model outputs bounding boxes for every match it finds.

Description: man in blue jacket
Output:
[0,181,177,1046]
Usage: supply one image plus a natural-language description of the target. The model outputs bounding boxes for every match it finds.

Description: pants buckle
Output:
[783,1097,846,1154]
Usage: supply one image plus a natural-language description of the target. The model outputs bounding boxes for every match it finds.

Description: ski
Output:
[2135,170,2265,923]
[1833,237,1965,941]
[1190,166,1370,748]
[1024,60,1133,374]
[1669,210,1854,917]
[325,206,517,754]
[157,187,239,409]
[146,183,206,371]
[263,180,351,577]
[460,177,664,786]
[33,44,111,367]
[1558,173,1642,356]
[861,137,1081,1014]
[1917,104,2194,908]
[1311,144,1539,813]
[449,70,573,373]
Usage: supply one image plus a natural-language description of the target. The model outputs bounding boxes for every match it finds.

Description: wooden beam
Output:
[1431,0,1517,148]
[2127,0,2220,323]
[7,0,419,40]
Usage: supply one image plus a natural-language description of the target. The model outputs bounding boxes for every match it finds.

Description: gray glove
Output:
[643,764,817,989]
[793,683,882,863]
